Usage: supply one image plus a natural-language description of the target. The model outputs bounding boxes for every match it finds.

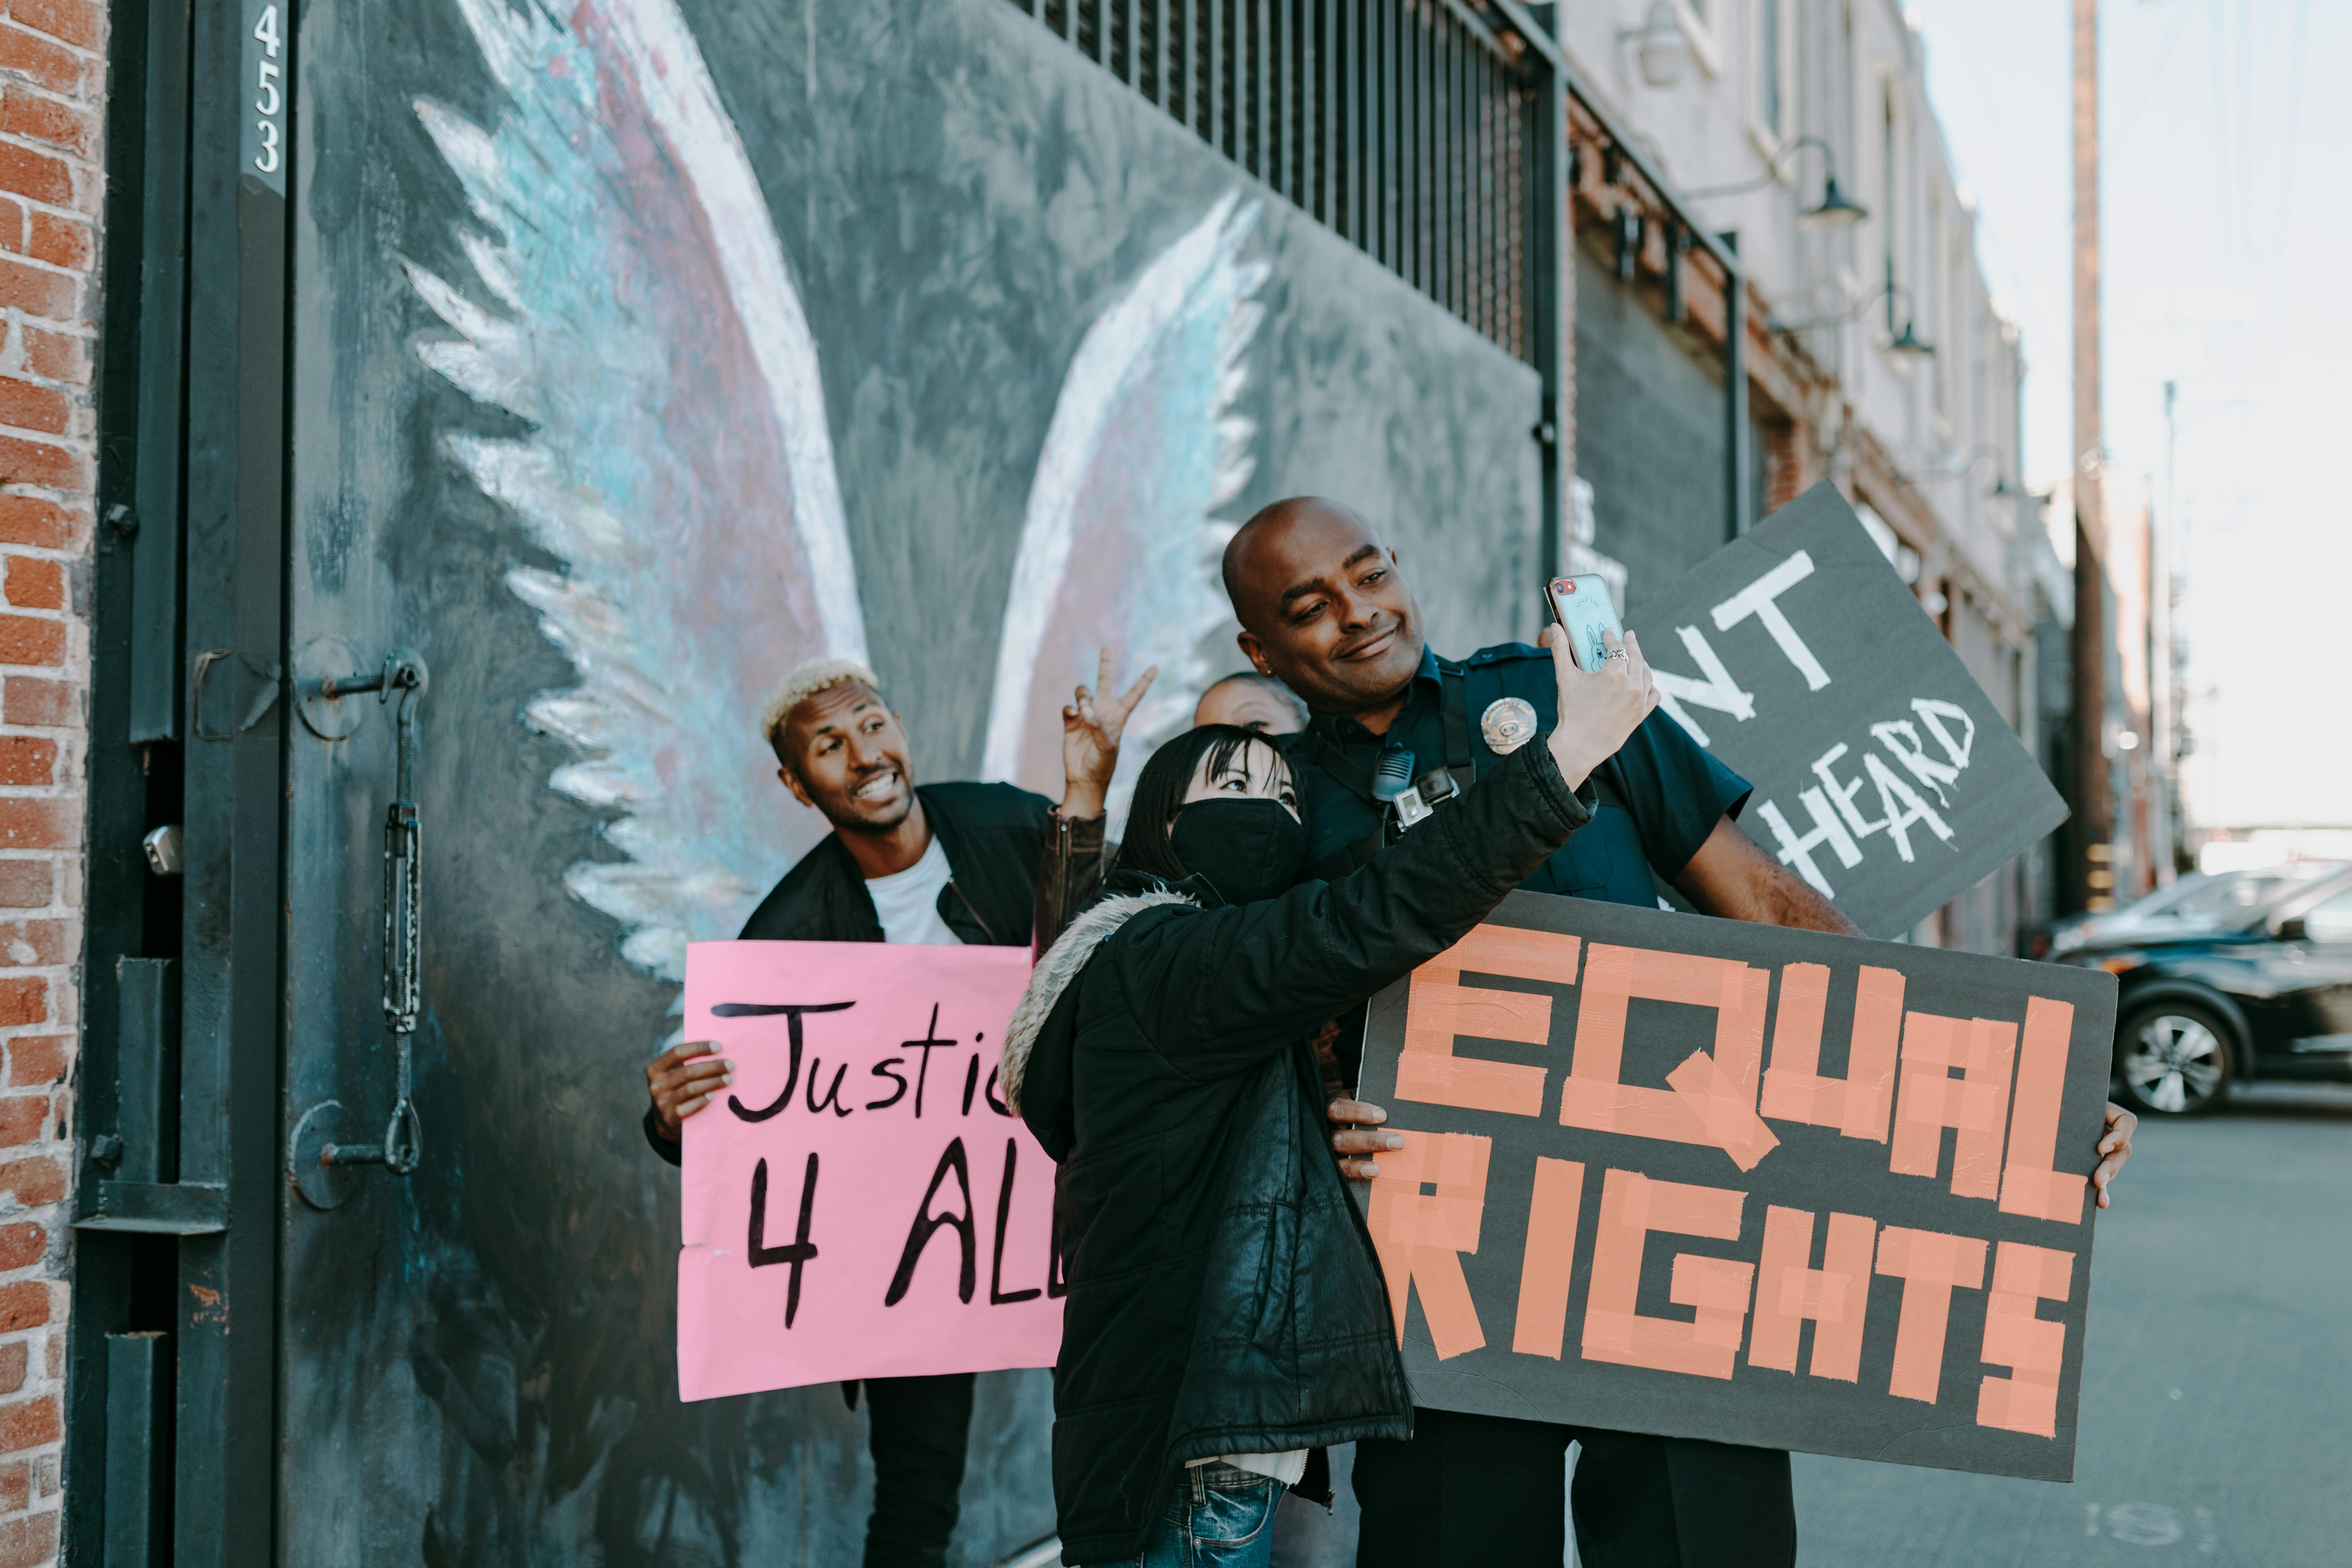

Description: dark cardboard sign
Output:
[1638,483,2068,938]
[1357,890,2118,1480]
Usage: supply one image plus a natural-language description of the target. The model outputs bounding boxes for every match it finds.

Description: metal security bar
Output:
[1014,1,1538,360]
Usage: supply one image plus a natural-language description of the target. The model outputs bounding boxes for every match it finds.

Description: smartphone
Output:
[1545,574,1624,674]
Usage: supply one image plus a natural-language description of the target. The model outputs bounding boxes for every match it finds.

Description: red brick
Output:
[0,255,69,321]
[0,1099,42,1149]
[0,382,60,441]
[0,926,61,968]
[0,615,57,668]
[0,804,66,853]
[1,1039,55,1089]
[0,196,21,254]
[0,437,82,493]
[21,211,79,270]
[0,1459,22,1512]
[0,864,39,910]
[0,1225,40,1272]
[0,979,36,1027]
[0,1508,55,1567]
[4,0,99,53]
[19,328,82,387]
[0,1299,37,1349]
[0,560,53,611]
[0,559,55,610]
[0,680,65,727]
[0,499,67,550]
[0,1344,22,1399]
[0,1160,53,1208]
[0,1393,52,1456]
[0,89,89,159]
[0,23,79,97]
[0,739,46,787]
[0,146,66,216]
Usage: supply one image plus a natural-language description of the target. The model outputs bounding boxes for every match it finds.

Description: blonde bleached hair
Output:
[762,658,884,763]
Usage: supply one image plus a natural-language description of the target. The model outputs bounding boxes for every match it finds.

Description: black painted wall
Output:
[279,2,1541,1563]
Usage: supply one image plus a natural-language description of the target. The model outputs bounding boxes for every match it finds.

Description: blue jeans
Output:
[1081,1462,1283,1568]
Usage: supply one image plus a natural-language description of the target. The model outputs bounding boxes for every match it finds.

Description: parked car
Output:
[2038,860,2348,958]
[2052,865,2352,1114]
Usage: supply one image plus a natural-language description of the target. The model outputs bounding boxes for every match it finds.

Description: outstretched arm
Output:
[1125,627,1656,1077]
[1674,815,1864,935]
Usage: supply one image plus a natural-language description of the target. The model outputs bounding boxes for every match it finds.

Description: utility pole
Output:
[2152,380,2178,883]
[2069,0,2112,912]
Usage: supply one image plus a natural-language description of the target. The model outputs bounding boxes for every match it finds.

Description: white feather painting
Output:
[406,0,1264,981]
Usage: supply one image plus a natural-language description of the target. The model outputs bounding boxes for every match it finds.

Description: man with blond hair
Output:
[642,652,1150,1568]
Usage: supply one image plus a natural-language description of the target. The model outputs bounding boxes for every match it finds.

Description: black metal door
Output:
[272,1,1071,1561]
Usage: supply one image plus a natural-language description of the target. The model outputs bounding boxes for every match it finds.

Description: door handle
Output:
[291,654,428,1202]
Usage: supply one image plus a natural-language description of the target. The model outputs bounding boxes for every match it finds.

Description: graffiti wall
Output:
[284,0,1540,1561]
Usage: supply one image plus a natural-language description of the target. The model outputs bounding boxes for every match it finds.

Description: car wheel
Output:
[2114,1002,2235,1116]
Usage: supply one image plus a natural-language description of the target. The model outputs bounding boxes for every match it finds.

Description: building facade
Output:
[28,3,2094,1563]
[1554,0,2054,955]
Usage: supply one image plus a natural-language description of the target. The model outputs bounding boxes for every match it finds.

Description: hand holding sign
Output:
[646,1040,733,1143]
[2092,1102,2135,1209]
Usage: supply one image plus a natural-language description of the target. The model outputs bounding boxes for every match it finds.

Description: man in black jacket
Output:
[1218,498,2137,1568]
[641,652,1149,1568]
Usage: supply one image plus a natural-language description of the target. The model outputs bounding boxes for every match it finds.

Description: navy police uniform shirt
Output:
[1290,643,1753,906]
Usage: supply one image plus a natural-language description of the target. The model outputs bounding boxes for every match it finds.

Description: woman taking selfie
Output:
[1002,624,1658,1568]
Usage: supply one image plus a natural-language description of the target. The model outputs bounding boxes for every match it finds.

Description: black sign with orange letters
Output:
[1357,891,2117,1479]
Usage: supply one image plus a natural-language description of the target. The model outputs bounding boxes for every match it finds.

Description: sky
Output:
[1906,0,2348,830]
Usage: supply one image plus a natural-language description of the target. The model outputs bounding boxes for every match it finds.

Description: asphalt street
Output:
[1265,1082,2352,1568]
[1792,1080,2352,1568]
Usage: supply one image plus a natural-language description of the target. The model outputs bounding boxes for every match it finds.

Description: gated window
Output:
[1007,1,1539,359]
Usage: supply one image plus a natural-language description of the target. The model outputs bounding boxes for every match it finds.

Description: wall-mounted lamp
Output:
[1801,175,1869,232]
[1688,135,1871,232]
[1771,279,1934,358]
[1886,316,1936,359]
[1619,0,1690,88]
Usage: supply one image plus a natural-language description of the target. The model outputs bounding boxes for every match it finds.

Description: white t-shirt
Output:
[1189,1450,1309,1487]
[864,835,962,946]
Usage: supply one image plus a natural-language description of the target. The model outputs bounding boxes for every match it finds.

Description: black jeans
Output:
[861,1372,976,1568]
[1352,1407,1796,1568]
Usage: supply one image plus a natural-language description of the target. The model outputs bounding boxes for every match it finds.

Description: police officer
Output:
[1218,497,2137,1568]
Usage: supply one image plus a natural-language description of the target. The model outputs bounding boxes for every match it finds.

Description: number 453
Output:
[253,4,284,175]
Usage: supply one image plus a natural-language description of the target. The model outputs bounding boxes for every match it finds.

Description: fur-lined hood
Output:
[1001,888,1197,1116]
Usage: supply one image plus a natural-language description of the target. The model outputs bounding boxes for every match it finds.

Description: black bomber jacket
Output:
[1001,738,1595,1564]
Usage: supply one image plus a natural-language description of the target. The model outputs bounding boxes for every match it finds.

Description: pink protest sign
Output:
[677,941,1061,1401]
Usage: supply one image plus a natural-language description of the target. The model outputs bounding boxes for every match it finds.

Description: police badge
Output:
[1480,697,1539,755]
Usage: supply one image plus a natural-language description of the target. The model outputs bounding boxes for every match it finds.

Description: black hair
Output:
[1118,724,1293,884]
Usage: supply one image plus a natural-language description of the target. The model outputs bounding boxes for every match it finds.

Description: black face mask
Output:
[1169,797,1308,905]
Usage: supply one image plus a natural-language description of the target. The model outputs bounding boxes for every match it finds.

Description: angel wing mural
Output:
[407,0,1264,980]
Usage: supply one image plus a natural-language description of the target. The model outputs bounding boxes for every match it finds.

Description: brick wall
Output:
[0,0,101,1561]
